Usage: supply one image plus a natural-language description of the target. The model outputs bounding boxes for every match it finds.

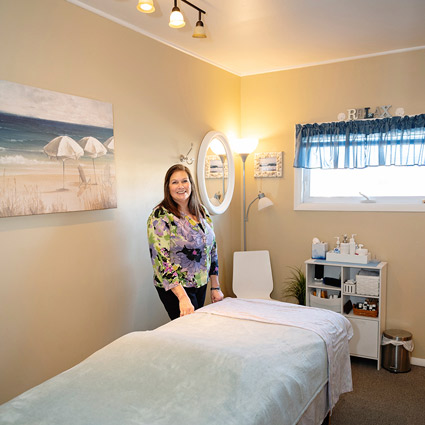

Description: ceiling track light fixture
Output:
[137,0,207,38]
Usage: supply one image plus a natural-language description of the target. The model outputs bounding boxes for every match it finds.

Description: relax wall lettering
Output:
[348,105,391,120]
[337,105,405,121]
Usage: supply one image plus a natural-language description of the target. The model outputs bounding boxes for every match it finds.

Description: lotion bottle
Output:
[334,236,341,253]
[349,234,357,255]
[340,234,350,255]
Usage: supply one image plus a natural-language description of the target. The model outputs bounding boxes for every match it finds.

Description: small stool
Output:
[382,329,413,373]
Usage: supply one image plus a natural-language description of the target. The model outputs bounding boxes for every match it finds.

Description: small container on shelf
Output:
[353,307,378,317]
[353,299,379,317]
[343,280,356,293]
[356,270,380,296]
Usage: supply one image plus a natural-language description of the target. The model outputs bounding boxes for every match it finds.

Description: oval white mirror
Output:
[197,131,235,215]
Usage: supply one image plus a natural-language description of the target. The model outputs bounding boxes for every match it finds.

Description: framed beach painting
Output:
[254,152,283,178]
[0,80,116,218]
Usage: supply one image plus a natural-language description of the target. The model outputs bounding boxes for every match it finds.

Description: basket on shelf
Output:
[356,270,380,296]
[309,293,341,313]
[353,306,379,317]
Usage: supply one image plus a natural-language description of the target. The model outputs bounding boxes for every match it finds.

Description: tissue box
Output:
[312,242,328,260]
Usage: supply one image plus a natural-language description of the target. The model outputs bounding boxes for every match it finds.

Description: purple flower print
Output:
[174,246,205,277]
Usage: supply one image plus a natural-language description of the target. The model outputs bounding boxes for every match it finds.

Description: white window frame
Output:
[294,168,425,212]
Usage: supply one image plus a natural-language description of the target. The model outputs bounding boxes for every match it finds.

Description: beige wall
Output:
[1,0,424,407]
[241,50,425,359]
[0,0,240,403]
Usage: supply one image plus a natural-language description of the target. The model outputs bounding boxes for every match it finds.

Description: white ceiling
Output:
[68,0,425,76]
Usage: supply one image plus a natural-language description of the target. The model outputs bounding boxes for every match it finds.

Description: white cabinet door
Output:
[347,318,379,358]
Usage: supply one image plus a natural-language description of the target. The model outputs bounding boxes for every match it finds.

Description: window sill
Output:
[294,201,425,212]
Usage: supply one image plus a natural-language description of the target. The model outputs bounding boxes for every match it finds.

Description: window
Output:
[294,114,425,211]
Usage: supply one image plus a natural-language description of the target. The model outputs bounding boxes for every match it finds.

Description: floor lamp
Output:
[232,138,274,251]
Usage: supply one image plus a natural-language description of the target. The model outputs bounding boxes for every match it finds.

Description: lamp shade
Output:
[258,194,274,210]
[137,0,155,13]
[193,20,206,38]
[209,196,221,206]
[209,138,226,156]
[231,137,259,155]
[169,7,185,28]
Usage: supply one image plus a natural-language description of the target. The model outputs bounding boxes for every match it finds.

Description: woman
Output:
[147,164,224,320]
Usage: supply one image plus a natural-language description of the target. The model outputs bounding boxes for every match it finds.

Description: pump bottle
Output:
[340,234,350,255]
[349,234,357,255]
[334,236,341,253]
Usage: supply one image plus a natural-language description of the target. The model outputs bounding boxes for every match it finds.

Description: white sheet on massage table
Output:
[199,298,353,409]
[0,301,339,425]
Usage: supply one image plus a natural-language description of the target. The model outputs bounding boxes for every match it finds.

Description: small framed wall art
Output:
[254,152,283,178]
[205,154,228,179]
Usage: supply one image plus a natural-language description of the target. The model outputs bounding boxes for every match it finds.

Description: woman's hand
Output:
[179,297,195,316]
[210,275,223,303]
[211,288,224,303]
[171,284,195,317]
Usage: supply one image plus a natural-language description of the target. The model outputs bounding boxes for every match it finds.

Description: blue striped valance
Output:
[293,114,425,169]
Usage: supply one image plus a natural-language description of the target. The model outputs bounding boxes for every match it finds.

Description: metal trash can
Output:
[382,329,413,373]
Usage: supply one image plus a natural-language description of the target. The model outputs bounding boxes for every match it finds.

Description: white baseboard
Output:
[411,357,425,367]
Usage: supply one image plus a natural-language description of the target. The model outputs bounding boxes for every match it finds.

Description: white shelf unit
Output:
[305,259,387,370]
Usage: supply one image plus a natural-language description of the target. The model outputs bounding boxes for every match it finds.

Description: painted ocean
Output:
[0,112,114,175]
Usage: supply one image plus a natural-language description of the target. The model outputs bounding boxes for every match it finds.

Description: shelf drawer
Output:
[348,317,379,358]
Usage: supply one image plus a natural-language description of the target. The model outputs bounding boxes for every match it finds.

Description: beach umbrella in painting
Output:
[78,136,107,183]
[103,136,114,153]
[43,136,84,190]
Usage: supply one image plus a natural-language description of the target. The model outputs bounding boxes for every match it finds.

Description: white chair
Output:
[232,250,274,300]
[78,165,91,187]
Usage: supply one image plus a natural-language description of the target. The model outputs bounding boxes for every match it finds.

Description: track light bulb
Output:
[137,0,155,13]
[141,0,207,37]
[169,6,185,28]
[192,20,206,38]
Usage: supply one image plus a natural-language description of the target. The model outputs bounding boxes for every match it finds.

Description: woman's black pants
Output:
[155,285,207,320]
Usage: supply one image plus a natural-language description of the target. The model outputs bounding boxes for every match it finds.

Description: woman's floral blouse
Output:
[147,206,219,290]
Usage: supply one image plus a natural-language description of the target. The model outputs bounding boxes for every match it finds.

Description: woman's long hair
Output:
[157,164,205,219]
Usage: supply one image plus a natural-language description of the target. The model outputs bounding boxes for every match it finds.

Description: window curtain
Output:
[293,114,425,169]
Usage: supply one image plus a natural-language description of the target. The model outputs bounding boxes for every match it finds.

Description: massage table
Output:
[0,298,353,425]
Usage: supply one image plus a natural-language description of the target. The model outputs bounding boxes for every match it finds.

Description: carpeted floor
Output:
[330,357,425,425]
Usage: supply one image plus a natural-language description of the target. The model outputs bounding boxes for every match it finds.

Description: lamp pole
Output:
[232,137,259,251]
[240,153,249,251]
